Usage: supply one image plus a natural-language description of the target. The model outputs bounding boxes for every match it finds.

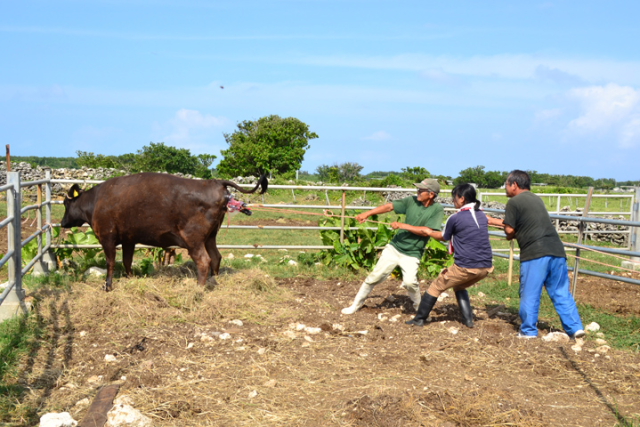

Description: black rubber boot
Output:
[455,290,474,328]
[405,293,438,326]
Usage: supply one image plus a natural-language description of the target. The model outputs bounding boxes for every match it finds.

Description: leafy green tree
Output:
[133,142,198,175]
[484,170,507,188]
[217,115,318,178]
[454,165,486,187]
[76,151,124,169]
[338,162,364,182]
[194,154,217,178]
[400,166,431,182]
[316,162,364,183]
[76,143,216,178]
[316,164,340,183]
[594,178,616,190]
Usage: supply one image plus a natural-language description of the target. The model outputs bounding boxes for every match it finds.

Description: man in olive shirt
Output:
[487,170,585,339]
[342,178,444,314]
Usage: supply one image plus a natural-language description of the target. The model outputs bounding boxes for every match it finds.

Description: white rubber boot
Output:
[341,283,374,314]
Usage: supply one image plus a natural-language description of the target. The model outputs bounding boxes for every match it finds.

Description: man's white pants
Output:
[342,245,422,314]
[364,244,421,294]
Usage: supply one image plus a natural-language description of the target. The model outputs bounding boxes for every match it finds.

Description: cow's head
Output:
[60,184,89,228]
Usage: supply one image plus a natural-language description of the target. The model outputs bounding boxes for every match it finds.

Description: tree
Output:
[454,166,486,187]
[133,143,194,174]
[217,115,318,178]
[338,162,364,182]
[76,151,123,169]
[484,170,507,188]
[316,162,364,183]
[400,166,431,182]
[76,143,216,178]
[316,164,340,183]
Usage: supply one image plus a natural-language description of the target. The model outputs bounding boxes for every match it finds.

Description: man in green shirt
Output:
[342,178,444,314]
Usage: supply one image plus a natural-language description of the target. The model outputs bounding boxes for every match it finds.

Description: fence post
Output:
[340,191,346,244]
[555,195,561,231]
[0,172,28,321]
[507,240,514,286]
[36,169,58,273]
[622,187,640,271]
[571,187,593,295]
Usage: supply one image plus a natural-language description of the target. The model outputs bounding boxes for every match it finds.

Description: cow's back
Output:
[92,173,227,247]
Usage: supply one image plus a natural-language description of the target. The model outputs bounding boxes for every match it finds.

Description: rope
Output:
[248,205,392,226]
[565,253,640,274]
[245,205,639,274]
[568,242,635,263]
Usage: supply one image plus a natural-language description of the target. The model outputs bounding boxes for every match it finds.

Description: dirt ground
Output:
[4,266,640,426]
[4,221,640,426]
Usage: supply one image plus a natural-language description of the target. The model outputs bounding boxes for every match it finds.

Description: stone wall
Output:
[1,161,125,196]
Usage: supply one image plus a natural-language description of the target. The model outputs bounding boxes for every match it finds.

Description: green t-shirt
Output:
[390,197,444,259]
[503,191,566,261]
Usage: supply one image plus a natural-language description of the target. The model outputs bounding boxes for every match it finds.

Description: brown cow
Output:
[61,172,267,291]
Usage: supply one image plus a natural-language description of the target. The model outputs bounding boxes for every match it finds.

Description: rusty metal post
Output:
[5,144,10,171]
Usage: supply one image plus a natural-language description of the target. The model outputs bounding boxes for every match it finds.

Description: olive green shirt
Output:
[390,196,444,259]
[503,191,566,261]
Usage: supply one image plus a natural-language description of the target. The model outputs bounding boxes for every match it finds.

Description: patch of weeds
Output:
[578,307,640,352]
[473,278,520,304]
[296,251,322,266]
[0,315,44,425]
[22,271,72,291]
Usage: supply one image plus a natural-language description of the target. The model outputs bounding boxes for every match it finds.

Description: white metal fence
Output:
[2,173,639,321]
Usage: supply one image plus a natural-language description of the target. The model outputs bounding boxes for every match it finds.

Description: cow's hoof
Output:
[205,277,218,291]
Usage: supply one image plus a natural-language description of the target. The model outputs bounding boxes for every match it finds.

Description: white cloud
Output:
[535,108,563,124]
[566,83,640,147]
[158,109,227,147]
[299,53,640,86]
[362,131,392,141]
[420,68,466,86]
[534,65,583,86]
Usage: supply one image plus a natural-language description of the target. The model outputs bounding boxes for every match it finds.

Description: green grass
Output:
[0,314,44,424]
[472,260,640,352]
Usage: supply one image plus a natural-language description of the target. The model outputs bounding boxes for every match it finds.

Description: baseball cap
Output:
[414,178,440,195]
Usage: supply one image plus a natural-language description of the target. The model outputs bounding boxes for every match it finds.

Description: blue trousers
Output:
[519,256,584,337]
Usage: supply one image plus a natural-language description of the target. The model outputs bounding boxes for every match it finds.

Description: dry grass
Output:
[8,266,640,426]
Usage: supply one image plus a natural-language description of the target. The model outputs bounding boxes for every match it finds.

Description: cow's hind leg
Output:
[188,245,214,290]
[122,242,136,277]
[101,238,118,292]
[205,233,222,277]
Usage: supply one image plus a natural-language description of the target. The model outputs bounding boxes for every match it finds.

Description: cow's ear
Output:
[68,184,82,199]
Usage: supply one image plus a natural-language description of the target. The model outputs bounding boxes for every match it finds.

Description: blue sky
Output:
[2,1,640,180]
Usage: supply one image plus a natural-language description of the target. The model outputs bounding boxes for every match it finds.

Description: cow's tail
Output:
[220,175,268,194]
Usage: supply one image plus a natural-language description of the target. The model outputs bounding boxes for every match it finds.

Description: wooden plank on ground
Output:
[78,383,120,427]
